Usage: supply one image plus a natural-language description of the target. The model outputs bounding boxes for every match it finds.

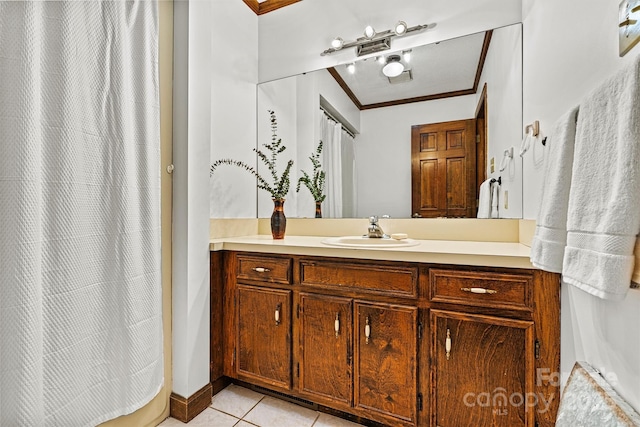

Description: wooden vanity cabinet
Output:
[354,302,418,426]
[217,252,560,427]
[236,284,292,390]
[430,310,534,427]
[297,293,353,409]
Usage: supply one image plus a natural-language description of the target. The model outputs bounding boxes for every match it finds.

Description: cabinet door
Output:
[354,301,418,426]
[236,285,292,389]
[298,293,352,408]
[431,310,534,427]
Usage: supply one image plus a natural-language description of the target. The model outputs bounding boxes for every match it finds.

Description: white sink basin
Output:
[321,236,420,248]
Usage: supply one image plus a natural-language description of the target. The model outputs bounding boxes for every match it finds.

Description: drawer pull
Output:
[275,303,281,326]
[252,267,271,273]
[365,316,371,344]
[445,328,452,360]
[461,287,498,294]
[335,313,340,337]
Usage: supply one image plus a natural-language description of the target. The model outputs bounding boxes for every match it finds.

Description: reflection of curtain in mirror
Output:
[341,130,357,218]
[320,111,357,218]
[321,113,343,217]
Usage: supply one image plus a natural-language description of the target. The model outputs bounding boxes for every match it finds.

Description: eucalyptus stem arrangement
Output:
[210,110,294,200]
[296,140,326,218]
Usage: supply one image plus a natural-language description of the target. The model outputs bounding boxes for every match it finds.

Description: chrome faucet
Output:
[366,216,387,238]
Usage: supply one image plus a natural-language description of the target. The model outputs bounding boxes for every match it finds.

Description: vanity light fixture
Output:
[321,20,432,56]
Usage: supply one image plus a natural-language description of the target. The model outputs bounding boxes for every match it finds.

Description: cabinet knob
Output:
[275,303,281,326]
[335,312,340,337]
[365,316,371,344]
[461,287,497,294]
[445,328,452,360]
[252,267,271,273]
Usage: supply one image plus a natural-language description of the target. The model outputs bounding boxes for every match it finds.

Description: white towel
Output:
[562,55,640,301]
[477,178,492,218]
[490,181,499,218]
[530,106,579,273]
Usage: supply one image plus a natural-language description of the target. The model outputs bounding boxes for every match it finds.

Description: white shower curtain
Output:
[0,2,163,426]
[321,113,344,218]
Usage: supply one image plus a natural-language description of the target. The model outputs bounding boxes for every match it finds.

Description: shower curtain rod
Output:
[320,107,356,139]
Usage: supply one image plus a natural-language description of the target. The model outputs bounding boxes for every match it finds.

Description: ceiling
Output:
[329,30,491,109]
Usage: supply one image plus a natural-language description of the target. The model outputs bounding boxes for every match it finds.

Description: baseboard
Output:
[169,383,213,423]
[211,376,231,396]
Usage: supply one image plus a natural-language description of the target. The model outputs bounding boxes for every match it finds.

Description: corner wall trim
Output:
[169,383,213,423]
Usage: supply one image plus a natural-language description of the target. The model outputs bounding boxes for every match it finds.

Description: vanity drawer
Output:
[429,269,533,311]
[237,254,292,285]
[300,260,418,298]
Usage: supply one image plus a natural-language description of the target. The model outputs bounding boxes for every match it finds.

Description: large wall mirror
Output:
[255,23,522,219]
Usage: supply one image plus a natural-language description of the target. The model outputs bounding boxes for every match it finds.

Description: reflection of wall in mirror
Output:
[257,70,360,218]
[358,25,522,218]
[253,24,522,219]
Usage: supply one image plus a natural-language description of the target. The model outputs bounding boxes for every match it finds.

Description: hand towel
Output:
[530,106,579,273]
[490,181,499,218]
[477,178,492,218]
[562,55,640,301]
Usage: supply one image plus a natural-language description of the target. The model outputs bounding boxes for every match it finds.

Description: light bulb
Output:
[347,63,356,74]
[331,37,344,50]
[364,25,376,39]
[394,21,408,36]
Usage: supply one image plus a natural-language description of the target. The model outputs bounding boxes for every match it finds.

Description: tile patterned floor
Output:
[159,384,364,427]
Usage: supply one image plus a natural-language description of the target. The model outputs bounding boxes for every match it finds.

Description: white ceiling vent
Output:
[388,69,413,84]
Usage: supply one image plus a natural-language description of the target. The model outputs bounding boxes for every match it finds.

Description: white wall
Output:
[258,0,522,82]
[209,1,259,218]
[522,0,640,412]
[357,95,476,218]
[476,24,523,218]
[172,0,213,399]
[174,0,257,399]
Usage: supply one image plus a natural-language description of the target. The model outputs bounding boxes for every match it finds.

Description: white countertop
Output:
[210,235,534,269]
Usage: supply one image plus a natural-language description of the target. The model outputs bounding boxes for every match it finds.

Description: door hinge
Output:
[476,134,481,143]
[417,393,423,411]
[296,362,300,378]
[535,340,540,360]
[418,321,423,340]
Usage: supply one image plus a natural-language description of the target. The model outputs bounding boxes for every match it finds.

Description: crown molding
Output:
[328,30,494,110]
[242,0,302,15]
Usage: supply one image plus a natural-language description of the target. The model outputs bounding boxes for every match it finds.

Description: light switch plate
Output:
[490,157,495,174]
[619,0,640,56]
[504,190,509,209]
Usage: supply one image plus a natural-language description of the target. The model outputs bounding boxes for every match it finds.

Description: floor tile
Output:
[157,417,184,426]
[184,408,239,427]
[211,384,265,418]
[235,421,259,427]
[313,413,365,427]
[243,396,319,427]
